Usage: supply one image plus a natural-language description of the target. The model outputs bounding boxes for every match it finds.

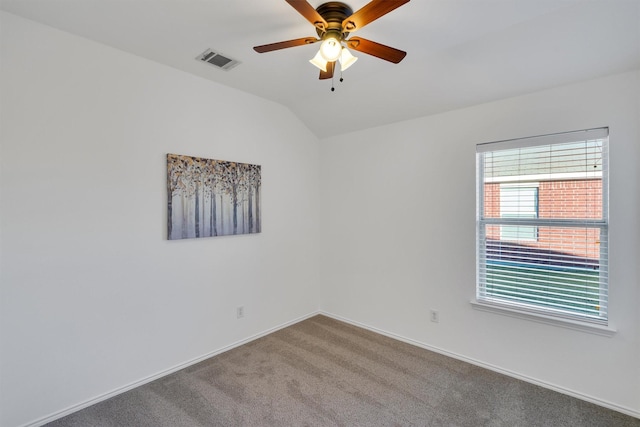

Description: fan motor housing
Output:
[315,2,353,38]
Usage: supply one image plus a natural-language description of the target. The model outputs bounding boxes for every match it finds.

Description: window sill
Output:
[470,300,617,337]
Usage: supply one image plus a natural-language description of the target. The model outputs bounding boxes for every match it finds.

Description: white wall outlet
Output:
[237,306,244,319]
[430,309,439,323]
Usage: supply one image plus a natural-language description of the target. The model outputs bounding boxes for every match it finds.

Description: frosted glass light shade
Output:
[339,48,358,71]
[309,51,328,72]
[319,36,341,62]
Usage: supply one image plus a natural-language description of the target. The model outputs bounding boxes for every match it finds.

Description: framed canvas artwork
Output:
[167,154,261,239]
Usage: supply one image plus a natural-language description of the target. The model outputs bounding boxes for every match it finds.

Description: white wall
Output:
[319,70,640,416]
[0,12,320,427]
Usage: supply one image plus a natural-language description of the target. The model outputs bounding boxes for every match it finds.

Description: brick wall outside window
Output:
[484,179,602,260]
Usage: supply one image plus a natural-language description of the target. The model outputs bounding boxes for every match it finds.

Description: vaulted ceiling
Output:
[2,0,639,138]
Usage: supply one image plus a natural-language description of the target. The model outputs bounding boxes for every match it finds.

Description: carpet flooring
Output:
[46,315,639,426]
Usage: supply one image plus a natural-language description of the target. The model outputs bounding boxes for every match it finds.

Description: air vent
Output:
[196,49,240,71]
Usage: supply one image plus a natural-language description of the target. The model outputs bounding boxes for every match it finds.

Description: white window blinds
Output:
[476,128,609,324]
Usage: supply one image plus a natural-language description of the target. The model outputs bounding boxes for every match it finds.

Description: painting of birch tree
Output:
[167,154,261,239]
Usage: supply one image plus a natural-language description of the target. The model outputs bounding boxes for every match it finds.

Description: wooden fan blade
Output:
[285,0,328,31]
[253,37,318,53]
[319,61,336,80]
[342,0,410,32]
[346,37,406,63]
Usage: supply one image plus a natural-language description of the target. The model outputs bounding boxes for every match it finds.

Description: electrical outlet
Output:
[237,306,244,319]
[430,309,439,323]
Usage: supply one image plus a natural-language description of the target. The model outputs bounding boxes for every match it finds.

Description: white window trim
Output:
[470,299,616,337]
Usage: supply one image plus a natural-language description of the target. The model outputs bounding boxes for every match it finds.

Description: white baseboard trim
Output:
[22,311,321,427]
[320,311,640,420]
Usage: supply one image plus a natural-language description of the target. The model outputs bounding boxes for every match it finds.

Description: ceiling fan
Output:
[253,0,410,81]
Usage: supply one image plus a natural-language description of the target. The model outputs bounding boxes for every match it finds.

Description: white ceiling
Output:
[2,0,639,138]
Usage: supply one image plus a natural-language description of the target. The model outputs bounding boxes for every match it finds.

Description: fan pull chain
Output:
[330,69,345,92]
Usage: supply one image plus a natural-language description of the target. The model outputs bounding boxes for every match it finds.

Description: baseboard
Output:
[320,311,640,420]
[22,311,321,427]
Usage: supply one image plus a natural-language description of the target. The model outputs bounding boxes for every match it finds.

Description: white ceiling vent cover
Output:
[196,49,240,71]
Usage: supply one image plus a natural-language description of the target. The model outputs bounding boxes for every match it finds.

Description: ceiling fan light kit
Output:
[339,47,357,71]
[254,0,409,90]
[319,35,342,62]
[309,50,329,72]
[309,38,357,73]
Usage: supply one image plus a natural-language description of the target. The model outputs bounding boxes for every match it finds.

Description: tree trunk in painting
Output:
[210,189,217,236]
[168,195,173,238]
[220,194,224,235]
[182,194,188,239]
[201,183,205,236]
[195,182,200,238]
[255,183,261,233]
[248,190,254,233]
[232,186,238,235]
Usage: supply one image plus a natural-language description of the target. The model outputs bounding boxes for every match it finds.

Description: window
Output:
[476,128,608,324]
[500,184,539,242]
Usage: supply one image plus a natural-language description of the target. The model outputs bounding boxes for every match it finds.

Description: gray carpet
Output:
[46,315,639,426]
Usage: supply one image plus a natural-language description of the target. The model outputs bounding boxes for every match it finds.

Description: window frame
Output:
[475,128,610,328]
